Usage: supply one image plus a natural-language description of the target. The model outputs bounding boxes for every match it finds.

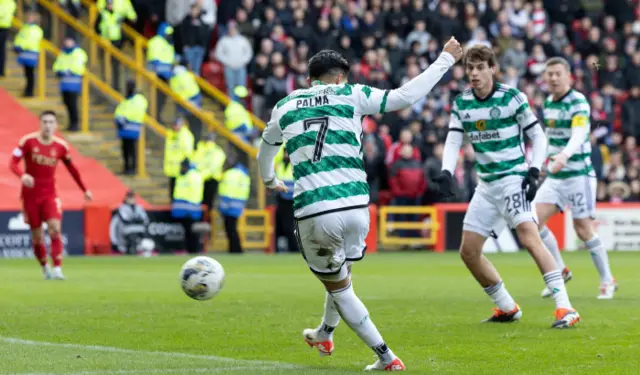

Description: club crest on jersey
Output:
[33,146,39,152]
[547,119,555,128]
[489,106,501,119]
[50,149,57,157]
[476,120,487,131]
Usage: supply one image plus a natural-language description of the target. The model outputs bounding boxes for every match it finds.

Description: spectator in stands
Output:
[218,157,251,254]
[13,11,43,97]
[622,85,640,139]
[97,0,137,22]
[224,85,253,143]
[97,0,125,90]
[53,37,87,132]
[114,80,148,175]
[147,23,175,121]
[386,128,420,166]
[193,133,226,212]
[364,134,387,205]
[111,190,149,255]
[0,0,16,77]
[164,118,194,199]
[214,21,253,100]
[389,145,426,238]
[423,143,444,205]
[171,158,204,254]
[180,3,210,76]
[264,64,288,110]
[170,60,203,144]
[250,53,270,120]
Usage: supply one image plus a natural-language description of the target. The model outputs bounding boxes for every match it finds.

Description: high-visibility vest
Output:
[224,101,253,138]
[170,70,201,106]
[0,0,16,28]
[52,47,87,93]
[218,165,250,218]
[97,0,136,21]
[114,93,148,139]
[193,141,226,181]
[171,168,203,220]
[164,126,194,177]
[147,35,174,79]
[14,23,43,67]
[99,10,122,41]
[275,161,294,200]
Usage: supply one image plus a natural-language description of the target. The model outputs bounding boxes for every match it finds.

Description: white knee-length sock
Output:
[483,281,517,312]
[540,226,566,271]
[330,282,395,364]
[585,235,613,283]
[316,292,340,341]
[543,271,572,309]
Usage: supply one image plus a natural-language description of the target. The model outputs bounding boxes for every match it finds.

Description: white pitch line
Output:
[17,366,282,375]
[0,336,302,371]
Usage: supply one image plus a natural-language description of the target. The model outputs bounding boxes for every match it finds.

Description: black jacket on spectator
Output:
[217,2,240,27]
[622,97,640,139]
[251,62,270,96]
[181,13,209,48]
[264,76,288,109]
[625,63,640,88]
[290,22,314,44]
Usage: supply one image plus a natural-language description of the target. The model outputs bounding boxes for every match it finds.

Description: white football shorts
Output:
[295,207,369,281]
[535,175,597,220]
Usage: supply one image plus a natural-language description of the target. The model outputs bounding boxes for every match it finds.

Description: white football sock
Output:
[330,281,395,364]
[585,235,613,283]
[316,292,340,341]
[483,281,517,312]
[540,226,566,271]
[543,271,572,309]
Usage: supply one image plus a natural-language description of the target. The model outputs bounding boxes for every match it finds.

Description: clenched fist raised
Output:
[443,37,464,62]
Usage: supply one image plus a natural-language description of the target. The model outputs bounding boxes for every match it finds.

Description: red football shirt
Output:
[12,133,72,202]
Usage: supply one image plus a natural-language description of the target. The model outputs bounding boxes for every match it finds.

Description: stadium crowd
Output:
[124,0,640,205]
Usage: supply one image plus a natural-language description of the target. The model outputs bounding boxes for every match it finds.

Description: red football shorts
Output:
[22,197,63,229]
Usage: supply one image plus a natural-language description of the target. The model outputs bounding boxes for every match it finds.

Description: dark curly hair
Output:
[308,50,350,81]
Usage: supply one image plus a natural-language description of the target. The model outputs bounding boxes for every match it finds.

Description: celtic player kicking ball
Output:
[537,57,617,299]
[433,46,580,328]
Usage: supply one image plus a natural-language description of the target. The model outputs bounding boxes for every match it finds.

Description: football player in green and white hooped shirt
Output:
[432,45,581,329]
[258,39,464,371]
[536,57,617,299]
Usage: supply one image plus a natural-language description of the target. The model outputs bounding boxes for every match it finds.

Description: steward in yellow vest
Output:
[53,37,87,131]
[97,0,137,21]
[147,22,175,80]
[170,64,202,111]
[114,80,148,174]
[274,150,299,252]
[13,12,43,97]
[0,0,16,77]
[97,3,123,43]
[224,85,253,142]
[171,158,204,254]
[193,133,226,210]
[164,118,194,197]
[218,161,250,253]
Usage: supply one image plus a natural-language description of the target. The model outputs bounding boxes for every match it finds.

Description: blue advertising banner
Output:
[0,211,85,258]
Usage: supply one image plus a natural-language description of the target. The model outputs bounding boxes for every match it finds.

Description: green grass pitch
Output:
[0,252,639,374]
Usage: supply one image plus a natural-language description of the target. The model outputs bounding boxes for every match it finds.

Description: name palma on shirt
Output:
[469,131,501,142]
[31,153,57,166]
[296,95,329,109]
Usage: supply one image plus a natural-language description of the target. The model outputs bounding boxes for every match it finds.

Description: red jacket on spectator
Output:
[386,142,421,166]
[389,157,426,199]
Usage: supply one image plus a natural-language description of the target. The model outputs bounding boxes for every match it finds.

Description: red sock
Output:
[50,234,63,267]
[33,242,47,266]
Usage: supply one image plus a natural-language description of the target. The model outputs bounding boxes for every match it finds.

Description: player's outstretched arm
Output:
[432,111,464,198]
[549,112,589,173]
[383,37,463,113]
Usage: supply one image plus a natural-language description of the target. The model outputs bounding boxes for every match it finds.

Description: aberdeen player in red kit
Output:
[10,110,92,280]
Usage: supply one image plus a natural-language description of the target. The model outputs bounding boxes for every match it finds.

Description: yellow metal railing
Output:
[80,0,266,131]
[10,17,162,177]
[379,206,439,246]
[209,209,273,251]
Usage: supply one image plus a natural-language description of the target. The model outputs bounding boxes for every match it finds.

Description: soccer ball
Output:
[179,256,225,301]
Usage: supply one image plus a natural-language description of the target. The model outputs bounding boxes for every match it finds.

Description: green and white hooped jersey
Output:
[449,83,538,183]
[543,89,593,179]
[262,82,391,220]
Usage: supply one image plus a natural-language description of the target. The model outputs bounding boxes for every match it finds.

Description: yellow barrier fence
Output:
[378,206,439,246]
[80,0,266,132]
[10,16,159,178]
[209,209,273,251]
